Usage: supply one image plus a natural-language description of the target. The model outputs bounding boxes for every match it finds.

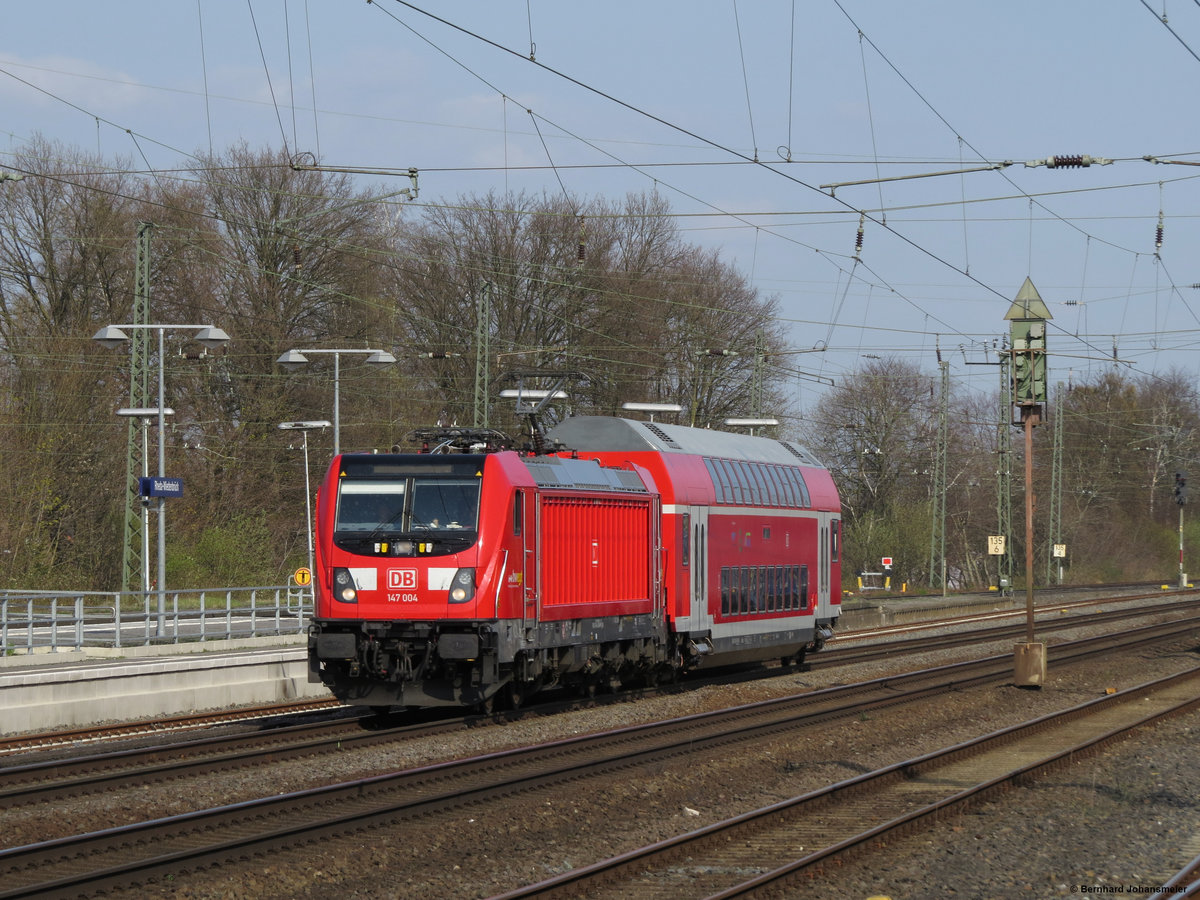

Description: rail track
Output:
[1,614,1197,898]
[1155,853,1200,897]
[1,601,1196,813]
[493,665,1200,899]
[2,589,1189,763]
[814,595,1200,669]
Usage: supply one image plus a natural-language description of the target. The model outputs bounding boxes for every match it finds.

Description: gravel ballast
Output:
[7,601,1200,899]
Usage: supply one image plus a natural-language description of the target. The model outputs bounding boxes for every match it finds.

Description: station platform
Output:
[0,590,1063,737]
[837,589,1027,630]
[0,636,328,736]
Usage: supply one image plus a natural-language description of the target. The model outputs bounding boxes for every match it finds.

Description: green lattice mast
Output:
[121,223,153,592]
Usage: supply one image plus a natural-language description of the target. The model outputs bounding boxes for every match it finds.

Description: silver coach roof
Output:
[546,416,825,468]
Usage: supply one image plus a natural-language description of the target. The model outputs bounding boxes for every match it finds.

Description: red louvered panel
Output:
[539,494,655,619]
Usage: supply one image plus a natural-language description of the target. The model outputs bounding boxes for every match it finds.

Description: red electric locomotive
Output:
[306,416,841,710]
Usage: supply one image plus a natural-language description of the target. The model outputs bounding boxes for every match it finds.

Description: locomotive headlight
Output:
[448,567,476,603]
[333,567,358,603]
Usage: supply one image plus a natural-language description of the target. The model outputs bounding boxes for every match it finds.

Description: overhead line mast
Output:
[122,223,153,594]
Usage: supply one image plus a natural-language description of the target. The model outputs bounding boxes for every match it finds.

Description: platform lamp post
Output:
[94,324,230,634]
[116,407,174,628]
[723,417,780,436]
[1005,277,1052,688]
[278,420,331,593]
[276,348,396,456]
[621,402,684,423]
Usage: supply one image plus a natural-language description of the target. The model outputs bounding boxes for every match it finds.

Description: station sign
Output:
[140,476,184,498]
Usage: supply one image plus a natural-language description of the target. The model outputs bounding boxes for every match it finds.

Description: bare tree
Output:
[0,137,144,586]
[383,189,788,433]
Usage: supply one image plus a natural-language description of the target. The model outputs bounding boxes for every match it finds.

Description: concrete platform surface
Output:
[1,635,330,736]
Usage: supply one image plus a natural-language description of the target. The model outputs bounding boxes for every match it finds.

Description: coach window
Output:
[722,459,739,503]
[831,519,840,562]
[710,460,729,504]
[681,513,691,567]
[743,463,759,505]
[703,459,720,502]
[758,465,777,508]
[779,468,799,507]
[744,462,759,505]
[739,465,758,508]
[768,465,787,508]
[720,461,738,505]
[752,464,769,506]
[738,461,753,505]
[513,492,523,536]
[786,469,810,508]
[795,471,812,507]
[720,567,731,615]
[720,459,736,504]
[782,469,800,507]
[800,564,810,609]
[718,459,735,504]
[709,459,732,504]
[702,458,718,502]
[787,468,804,507]
[739,463,756,505]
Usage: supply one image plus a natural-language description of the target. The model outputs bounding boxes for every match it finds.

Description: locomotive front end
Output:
[308,452,514,709]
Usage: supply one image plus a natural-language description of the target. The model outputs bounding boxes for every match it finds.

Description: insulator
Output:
[1047,155,1085,168]
[293,244,302,269]
[855,215,864,254]
[1156,225,1164,249]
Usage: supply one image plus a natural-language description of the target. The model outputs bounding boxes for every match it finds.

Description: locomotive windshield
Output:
[332,456,483,555]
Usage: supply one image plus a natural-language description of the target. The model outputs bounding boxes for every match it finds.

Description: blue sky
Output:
[5,1,1200,412]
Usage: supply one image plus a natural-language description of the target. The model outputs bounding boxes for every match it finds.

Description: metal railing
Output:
[0,586,311,655]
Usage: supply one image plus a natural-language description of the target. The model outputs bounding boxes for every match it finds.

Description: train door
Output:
[815,512,840,624]
[682,506,711,633]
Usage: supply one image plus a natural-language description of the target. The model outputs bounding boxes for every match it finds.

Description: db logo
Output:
[387,569,418,590]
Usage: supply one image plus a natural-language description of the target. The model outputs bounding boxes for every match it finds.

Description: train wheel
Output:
[507,676,540,709]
